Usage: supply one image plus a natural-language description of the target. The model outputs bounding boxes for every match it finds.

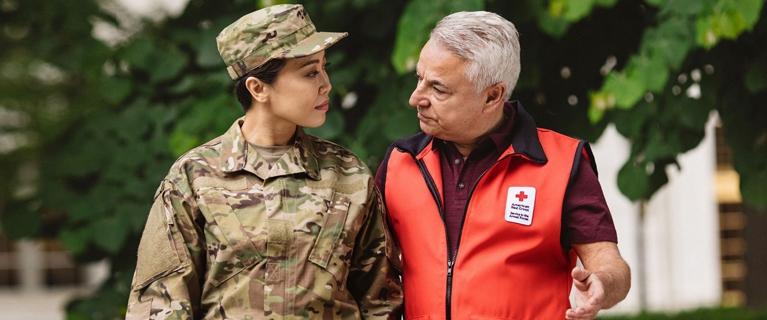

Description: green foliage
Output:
[1,0,767,318]
[391,0,484,74]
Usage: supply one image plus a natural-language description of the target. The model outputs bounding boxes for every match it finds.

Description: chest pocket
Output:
[198,189,263,287]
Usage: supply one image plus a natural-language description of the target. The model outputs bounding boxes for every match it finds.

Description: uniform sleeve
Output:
[126,179,205,319]
[347,182,404,319]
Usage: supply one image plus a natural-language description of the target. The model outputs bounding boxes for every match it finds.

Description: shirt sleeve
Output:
[561,152,618,249]
[347,180,404,319]
[126,179,205,319]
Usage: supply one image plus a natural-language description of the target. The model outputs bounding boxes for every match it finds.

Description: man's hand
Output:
[566,267,604,319]
[568,241,631,319]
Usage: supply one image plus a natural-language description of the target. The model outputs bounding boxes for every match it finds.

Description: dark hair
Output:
[234,58,287,112]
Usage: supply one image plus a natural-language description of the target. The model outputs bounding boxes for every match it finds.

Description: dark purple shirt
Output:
[437,103,617,255]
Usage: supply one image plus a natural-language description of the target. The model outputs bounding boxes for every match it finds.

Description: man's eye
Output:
[414,74,422,81]
[433,87,444,94]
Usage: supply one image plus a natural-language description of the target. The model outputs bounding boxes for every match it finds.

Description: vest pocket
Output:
[308,193,351,289]
[198,191,263,287]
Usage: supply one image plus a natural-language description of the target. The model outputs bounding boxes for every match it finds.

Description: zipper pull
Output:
[447,260,454,276]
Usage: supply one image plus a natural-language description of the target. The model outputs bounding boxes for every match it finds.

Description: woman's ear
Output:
[245,77,270,103]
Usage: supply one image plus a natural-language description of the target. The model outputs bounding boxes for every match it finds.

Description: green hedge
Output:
[599,307,767,320]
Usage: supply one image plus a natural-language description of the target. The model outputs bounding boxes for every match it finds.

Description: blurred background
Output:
[1,0,766,319]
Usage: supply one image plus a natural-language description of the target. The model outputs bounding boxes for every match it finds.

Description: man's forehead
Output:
[415,56,466,87]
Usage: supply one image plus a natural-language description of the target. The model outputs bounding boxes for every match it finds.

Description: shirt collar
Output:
[219,117,321,180]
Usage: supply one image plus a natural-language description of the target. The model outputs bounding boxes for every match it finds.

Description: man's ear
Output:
[484,82,507,110]
[246,77,269,103]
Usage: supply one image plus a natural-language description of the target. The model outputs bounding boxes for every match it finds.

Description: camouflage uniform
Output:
[126,118,403,319]
[126,4,401,319]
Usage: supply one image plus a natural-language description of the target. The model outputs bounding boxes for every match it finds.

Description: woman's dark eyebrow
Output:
[300,59,321,68]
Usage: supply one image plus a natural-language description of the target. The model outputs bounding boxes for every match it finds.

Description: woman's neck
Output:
[240,107,297,146]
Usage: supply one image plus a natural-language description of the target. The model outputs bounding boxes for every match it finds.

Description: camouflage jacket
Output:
[126,117,403,319]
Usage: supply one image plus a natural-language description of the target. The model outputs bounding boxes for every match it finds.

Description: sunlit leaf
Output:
[602,72,644,109]
[727,0,764,30]
[391,0,484,74]
[563,0,594,22]
[169,129,201,157]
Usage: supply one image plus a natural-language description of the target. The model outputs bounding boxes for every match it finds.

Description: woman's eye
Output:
[308,70,319,77]
[323,62,332,69]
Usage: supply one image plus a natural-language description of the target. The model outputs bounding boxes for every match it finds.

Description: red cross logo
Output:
[515,191,528,202]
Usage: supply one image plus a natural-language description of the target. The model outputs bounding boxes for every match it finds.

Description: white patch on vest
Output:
[505,186,536,226]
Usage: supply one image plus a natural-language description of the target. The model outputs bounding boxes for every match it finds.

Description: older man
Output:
[376,10,630,320]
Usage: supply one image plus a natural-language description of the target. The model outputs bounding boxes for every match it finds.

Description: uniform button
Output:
[454,159,461,165]
[458,183,465,189]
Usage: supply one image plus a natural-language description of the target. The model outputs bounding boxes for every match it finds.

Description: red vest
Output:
[379,106,591,320]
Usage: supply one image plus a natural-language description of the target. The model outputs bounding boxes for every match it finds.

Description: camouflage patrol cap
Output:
[216,4,348,80]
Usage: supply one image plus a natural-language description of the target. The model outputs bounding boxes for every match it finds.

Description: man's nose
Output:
[409,83,428,108]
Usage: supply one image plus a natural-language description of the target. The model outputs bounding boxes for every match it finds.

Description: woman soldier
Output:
[126,4,402,319]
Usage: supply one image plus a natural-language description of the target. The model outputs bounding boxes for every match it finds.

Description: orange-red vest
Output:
[379,105,594,320]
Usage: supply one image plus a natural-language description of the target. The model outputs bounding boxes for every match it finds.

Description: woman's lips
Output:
[315,100,329,111]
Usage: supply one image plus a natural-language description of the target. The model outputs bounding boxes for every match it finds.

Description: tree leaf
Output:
[122,37,155,70]
[391,0,484,74]
[745,56,767,93]
[602,72,645,109]
[727,0,764,31]
[169,129,201,157]
[383,108,419,141]
[628,54,669,92]
[563,0,595,22]
[59,227,90,255]
[660,0,715,16]
[91,214,130,254]
[304,110,345,140]
[100,76,132,104]
[149,46,188,83]
[617,160,649,201]
[0,200,40,239]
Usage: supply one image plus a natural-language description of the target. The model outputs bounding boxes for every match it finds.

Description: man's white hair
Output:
[430,11,520,101]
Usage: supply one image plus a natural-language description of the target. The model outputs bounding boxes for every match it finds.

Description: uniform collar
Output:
[219,117,321,180]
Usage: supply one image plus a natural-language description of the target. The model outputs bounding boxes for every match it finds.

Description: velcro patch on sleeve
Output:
[134,199,182,290]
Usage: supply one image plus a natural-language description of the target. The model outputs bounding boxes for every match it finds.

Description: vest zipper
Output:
[415,159,451,319]
[417,154,512,320]
[448,154,513,319]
